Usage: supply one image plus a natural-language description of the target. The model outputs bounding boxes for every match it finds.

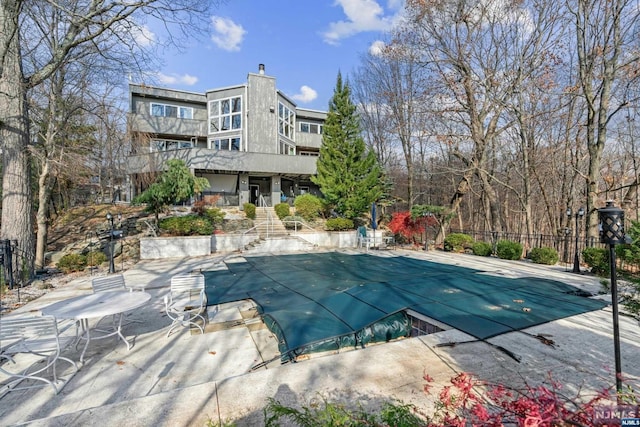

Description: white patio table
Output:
[41,291,151,363]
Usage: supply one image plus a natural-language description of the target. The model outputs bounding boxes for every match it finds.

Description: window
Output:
[279,102,295,140]
[209,137,241,151]
[150,103,193,119]
[209,96,242,133]
[150,139,194,152]
[279,140,295,155]
[299,122,323,134]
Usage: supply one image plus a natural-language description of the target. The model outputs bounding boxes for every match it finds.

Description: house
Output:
[126,64,327,208]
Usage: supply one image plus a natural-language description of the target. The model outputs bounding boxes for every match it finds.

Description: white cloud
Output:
[369,40,386,56]
[291,85,318,103]
[211,16,246,51]
[157,73,199,86]
[322,0,403,45]
[132,24,155,47]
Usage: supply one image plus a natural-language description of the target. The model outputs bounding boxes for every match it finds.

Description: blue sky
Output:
[149,0,405,111]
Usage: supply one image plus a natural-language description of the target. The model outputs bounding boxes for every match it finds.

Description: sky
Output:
[145,0,405,111]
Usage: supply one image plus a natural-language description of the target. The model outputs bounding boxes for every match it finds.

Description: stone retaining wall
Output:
[139,231,360,259]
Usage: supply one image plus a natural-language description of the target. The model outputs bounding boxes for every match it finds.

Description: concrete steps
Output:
[243,236,317,254]
[253,207,287,238]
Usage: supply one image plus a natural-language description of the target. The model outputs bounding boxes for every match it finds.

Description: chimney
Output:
[258,64,265,75]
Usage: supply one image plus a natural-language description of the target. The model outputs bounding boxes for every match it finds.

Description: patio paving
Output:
[1,249,639,426]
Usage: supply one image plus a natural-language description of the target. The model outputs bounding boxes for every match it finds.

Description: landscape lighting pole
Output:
[423,212,431,251]
[563,227,571,269]
[598,201,626,396]
[567,207,584,273]
[106,213,115,273]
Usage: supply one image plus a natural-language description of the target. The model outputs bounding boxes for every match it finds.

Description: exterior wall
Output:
[130,85,207,139]
[246,73,277,154]
[127,148,318,175]
[140,236,212,259]
[138,232,358,259]
[296,108,325,151]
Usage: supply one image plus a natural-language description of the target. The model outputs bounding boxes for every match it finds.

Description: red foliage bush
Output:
[389,211,423,241]
[421,371,638,427]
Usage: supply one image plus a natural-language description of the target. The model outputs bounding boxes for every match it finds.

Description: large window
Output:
[209,97,242,133]
[299,122,323,134]
[299,150,319,157]
[278,102,295,139]
[150,103,193,119]
[150,139,194,152]
[209,137,241,151]
[279,140,295,155]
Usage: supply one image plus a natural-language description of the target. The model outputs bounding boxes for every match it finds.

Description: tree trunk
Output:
[35,160,53,270]
[1,0,34,282]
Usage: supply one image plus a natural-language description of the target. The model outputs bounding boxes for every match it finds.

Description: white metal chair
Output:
[356,226,374,251]
[91,274,142,331]
[164,273,207,336]
[0,315,78,397]
[91,274,128,293]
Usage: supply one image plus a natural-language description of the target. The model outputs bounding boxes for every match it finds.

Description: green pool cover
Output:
[203,252,606,361]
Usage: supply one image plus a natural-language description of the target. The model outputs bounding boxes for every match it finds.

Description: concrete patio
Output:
[1,249,639,426]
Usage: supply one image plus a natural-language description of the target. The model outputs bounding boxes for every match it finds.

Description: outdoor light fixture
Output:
[567,207,585,273]
[598,201,627,396]
[106,213,122,274]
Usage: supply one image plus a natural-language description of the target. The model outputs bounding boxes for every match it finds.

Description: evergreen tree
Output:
[134,159,209,221]
[312,73,383,220]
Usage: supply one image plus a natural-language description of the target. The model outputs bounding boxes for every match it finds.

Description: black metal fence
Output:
[0,239,18,289]
[449,229,602,264]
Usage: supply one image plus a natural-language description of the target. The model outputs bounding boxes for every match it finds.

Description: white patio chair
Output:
[91,274,142,331]
[164,273,207,336]
[356,226,374,251]
[92,274,128,293]
[0,315,78,398]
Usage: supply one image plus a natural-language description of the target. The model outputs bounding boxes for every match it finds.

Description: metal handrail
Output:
[282,220,316,234]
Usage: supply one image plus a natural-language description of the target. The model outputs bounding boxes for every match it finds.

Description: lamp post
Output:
[598,201,626,396]
[563,227,571,270]
[567,207,585,273]
[106,213,121,274]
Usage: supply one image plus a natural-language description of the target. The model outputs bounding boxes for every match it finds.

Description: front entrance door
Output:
[250,185,260,205]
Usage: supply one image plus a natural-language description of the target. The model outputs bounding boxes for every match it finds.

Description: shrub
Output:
[243,203,256,220]
[202,207,225,225]
[264,396,423,427]
[294,193,323,221]
[582,247,609,276]
[496,239,523,260]
[159,215,214,236]
[57,253,87,273]
[388,211,423,242]
[274,203,291,220]
[86,250,108,267]
[282,215,305,229]
[529,246,559,265]
[443,233,474,252]
[472,241,492,257]
[325,217,354,231]
[262,371,634,427]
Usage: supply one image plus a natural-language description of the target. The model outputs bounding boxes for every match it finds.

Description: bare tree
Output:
[569,0,640,239]
[397,0,563,231]
[352,47,433,210]
[1,0,216,280]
